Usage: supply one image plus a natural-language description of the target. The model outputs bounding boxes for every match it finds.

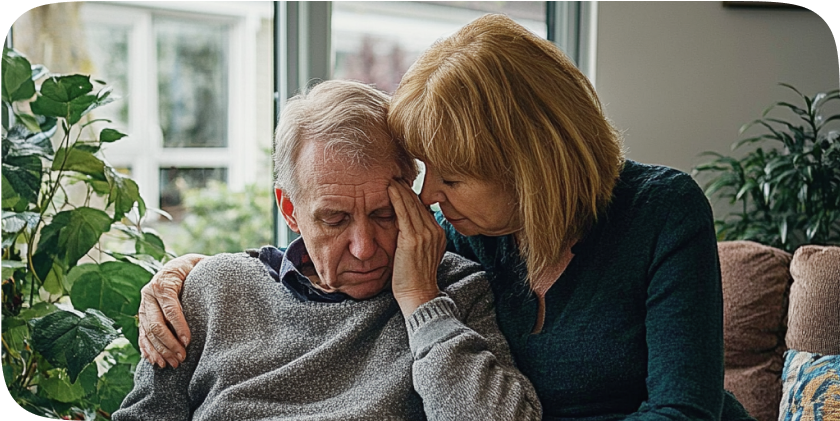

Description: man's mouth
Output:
[342,266,388,282]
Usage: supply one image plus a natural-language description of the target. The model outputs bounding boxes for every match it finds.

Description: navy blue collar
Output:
[249,239,349,303]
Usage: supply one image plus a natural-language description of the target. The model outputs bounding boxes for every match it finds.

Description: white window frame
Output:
[548,1,598,85]
[81,1,271,215]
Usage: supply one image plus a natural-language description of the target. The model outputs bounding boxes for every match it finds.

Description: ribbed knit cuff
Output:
[405,295,460,335]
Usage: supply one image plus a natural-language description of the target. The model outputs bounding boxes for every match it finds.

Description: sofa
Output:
[719,241,840,421]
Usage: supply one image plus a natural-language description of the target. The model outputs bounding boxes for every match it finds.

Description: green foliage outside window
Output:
[2,48,171,419]
[156,180,274,256]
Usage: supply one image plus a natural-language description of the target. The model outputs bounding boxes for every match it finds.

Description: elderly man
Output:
[113,80,540,421]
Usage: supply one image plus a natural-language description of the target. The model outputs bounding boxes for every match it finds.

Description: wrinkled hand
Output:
[138,254,206,368]
[387,180,446,316]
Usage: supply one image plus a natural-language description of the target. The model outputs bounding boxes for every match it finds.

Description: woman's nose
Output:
[419,173,444,206]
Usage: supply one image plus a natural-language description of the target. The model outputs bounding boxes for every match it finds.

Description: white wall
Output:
[595,2,838,177]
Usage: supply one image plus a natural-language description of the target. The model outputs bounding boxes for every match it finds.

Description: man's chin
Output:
[340,277,392,301]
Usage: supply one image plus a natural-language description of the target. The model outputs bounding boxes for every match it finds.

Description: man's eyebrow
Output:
[312,208,345,218]
[371,205,395,215]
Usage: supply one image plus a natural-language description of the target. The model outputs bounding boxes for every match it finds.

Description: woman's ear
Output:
[276,189,301,233]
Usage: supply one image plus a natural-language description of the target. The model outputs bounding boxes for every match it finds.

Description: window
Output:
[12,2,274,253]
[332,1,547,93]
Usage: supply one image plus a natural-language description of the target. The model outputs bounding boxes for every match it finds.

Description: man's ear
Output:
[276,188,301,233]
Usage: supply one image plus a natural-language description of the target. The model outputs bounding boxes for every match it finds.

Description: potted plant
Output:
[2,48,170,419]
[693,83,840,253]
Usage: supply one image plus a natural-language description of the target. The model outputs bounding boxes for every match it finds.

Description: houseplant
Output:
[2,48,170,419]
[694,83,840,253]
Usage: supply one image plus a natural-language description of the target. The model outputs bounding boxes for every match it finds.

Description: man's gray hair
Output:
[274,80,419,202]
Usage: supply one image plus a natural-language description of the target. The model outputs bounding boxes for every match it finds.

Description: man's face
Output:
[279,140,400,299]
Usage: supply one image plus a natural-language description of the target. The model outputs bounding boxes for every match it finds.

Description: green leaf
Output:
[39,74,93,103]
[105,166,143,221]
[52,147,106,180]
[2,155,42,206]
[100,128,127,143]
[2,210,41,233]
[4,362,18,386]
[19,301,58,319]
[3,116,57,158]
[31,308,120,382]
[1,260,26,279]
[17,113,41,133]
[2,318,28,360]
[69,261,151,345]
[36,207,112,268]
[2,100,11,131]
[39,369,86,403]
[817,114,840,132]
[42,261,67,295]
[96,363,135,413]
[89,178,111,195]
[735,179,758,202]
[78,362,99,396]
[136,231,166,260]
[29,94,67,120]
[114,313,140,351]
[72,143,101,154]
[2,49,36,102]
[779,218,788,245]
[30,75,107,125]
[1,174,22,210]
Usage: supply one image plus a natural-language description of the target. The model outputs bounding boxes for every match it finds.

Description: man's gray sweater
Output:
[113,251,541,420]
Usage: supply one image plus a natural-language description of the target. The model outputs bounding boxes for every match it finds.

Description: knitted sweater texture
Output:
[113,251,541,421]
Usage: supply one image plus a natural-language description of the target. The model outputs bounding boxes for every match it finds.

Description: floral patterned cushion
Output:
[779,350,840,421]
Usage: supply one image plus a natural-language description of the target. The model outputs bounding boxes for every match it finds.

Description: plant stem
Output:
[25,125,73,302]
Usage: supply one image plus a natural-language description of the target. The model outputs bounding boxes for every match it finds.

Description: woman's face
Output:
[419,162,522,237]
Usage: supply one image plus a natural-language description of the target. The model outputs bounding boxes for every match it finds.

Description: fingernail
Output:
[181,335,189,347]
[177,352,184,362]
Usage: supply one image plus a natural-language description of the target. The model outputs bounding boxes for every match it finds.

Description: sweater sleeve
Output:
[405,259,542,421]
[112,259,212,421]
[625,176,727,421]
[111,357,196,421]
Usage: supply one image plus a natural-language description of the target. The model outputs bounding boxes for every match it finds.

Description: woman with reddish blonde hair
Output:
[138,14,753,421]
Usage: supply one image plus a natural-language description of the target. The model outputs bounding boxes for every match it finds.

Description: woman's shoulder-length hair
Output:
[389,13,624,285]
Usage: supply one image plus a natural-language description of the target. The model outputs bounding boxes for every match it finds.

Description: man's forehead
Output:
[308,179,392,207]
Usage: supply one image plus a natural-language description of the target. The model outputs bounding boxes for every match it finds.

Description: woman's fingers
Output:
[389,180,436,234]
[138,287,183,368]
[137,253,206,367]
[388,181,444,316]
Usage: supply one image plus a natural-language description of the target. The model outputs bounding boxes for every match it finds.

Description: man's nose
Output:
[348,220,377,261]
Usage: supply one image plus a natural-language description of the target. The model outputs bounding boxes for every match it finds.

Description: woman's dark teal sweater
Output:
[438,160,752,420]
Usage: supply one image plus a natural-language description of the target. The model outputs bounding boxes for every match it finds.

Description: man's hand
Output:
[138,254,206,368]
[387,180,446,316]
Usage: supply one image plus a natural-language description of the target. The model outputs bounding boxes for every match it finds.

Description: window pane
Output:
[85,24,130,128]
[156,18,228,148]
[159,167,228,219]
[332,1,546,93]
